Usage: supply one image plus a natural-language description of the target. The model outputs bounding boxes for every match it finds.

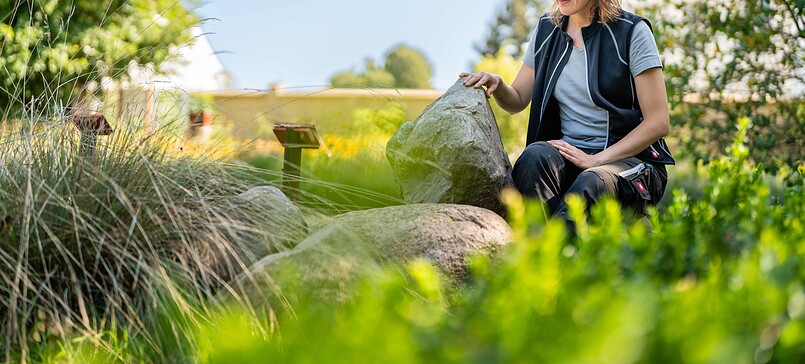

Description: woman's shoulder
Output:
[611,10,652,30]
[536,12,555,27]
[617,10,648,22]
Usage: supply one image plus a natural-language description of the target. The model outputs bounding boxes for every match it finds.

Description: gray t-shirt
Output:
[522,21,662,150]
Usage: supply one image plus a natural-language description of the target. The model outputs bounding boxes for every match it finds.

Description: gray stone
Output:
[214,186,308,266]
[227,223,383,309]
[234,185,308,251]
[311,203,512,281]
[386,78,514,216]
[227,204,511,309]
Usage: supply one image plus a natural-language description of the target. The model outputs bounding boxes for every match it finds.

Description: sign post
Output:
[72,114,113,158]
[272,123,325,200]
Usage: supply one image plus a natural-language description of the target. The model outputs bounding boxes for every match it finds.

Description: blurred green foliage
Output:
[330,58,397,89]
[330,44,433,89]
[476,0,547,58]
[474,49,530,154]
[384,44,433,89]
[640,0,805,169]
[191,119,805,363]
[0,0,196,117]
[352,101,408,135]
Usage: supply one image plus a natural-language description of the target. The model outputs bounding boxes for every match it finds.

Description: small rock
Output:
[212,186,308,272]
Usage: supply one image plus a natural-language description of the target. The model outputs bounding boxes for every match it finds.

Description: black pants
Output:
[512,142,667,222]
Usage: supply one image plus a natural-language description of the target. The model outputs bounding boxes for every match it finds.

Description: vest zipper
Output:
[539,41,571,123]
[581,44,610,150]
[629,76,636,110]
[604,111,611,149]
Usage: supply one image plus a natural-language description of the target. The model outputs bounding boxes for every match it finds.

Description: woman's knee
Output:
[513,142,562,171]
[567,170,615,198]
[512,142,565,196]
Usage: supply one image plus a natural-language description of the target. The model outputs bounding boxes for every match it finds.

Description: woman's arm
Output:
[459,63,536,114]
[548,67,670,169]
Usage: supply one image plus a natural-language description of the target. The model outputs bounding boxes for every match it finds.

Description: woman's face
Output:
[556,0,594,17]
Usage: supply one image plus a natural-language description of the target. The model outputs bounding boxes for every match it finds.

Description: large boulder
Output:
[228,223,383,309]
[386,78,514,216]
[322,204,512,279]
[228,204,511,309]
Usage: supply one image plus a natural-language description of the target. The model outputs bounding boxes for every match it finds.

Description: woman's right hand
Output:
[459,72,503,98]
[459,64,535,114]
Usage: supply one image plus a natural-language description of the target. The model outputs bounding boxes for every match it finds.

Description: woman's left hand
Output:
[547,140,602,170]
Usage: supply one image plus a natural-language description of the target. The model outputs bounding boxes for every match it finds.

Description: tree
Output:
[476,0,547,58]
[384,44,432,89]
[640,0,804,168]
[329,45,433,89]
[0,0,197,118]
[363,67,397,88]
[330,70,364,89]
[330,58,396,88]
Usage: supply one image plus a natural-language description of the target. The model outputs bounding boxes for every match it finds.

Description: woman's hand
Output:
[547,140,602,170]
[457,65,534,114]
[459,72,503,98]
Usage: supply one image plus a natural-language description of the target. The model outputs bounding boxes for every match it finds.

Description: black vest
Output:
[526,11,675,165]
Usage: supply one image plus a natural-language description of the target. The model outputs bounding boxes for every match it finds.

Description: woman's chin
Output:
[558,6,575,16]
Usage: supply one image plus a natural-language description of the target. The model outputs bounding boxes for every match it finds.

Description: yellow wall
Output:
[208,88,443,141]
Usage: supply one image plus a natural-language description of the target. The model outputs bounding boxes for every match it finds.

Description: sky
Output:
[194,0,508,91]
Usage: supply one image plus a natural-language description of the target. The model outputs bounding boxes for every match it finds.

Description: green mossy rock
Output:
[386,78,514,216]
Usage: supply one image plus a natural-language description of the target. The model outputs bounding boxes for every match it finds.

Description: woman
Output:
[461,0,674,226]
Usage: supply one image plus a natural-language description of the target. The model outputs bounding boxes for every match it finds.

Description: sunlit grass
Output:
[238,130,403,214]
[0,117,320,362]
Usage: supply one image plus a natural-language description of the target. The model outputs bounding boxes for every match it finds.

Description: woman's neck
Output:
[569,12,593,30]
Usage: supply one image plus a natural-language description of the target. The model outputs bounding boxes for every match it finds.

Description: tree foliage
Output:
[640,0,805,168]
[476,0,547,58]
[0,0,197,117]
[330,58,396,88]
[329,44,432,89]
[384,44,432,89]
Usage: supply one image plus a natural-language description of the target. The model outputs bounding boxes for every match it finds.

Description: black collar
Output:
[559,13,603,41]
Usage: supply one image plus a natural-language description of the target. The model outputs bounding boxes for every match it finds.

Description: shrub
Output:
[0,118,290,362]
[194,119,805,363]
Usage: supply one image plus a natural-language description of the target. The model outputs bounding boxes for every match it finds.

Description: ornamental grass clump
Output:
[0,118,290,361]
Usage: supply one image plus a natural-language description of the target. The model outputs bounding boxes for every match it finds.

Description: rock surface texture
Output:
[323,204,512,279]
[386,78,514,216]
[223,186,308,260]
[235,223,381,308]
[233,204,512,308]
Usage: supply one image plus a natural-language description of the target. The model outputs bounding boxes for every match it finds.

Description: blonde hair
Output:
[549,0,622,26]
